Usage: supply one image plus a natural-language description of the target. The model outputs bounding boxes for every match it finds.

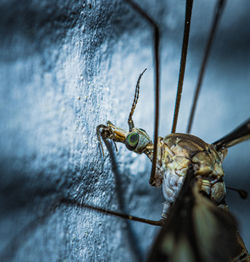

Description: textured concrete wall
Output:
[0,0,249,261]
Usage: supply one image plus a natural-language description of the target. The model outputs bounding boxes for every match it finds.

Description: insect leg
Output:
[171,0,194,134]
[60,198,163,226]
[96,124,108,157]
[186,0,227,133]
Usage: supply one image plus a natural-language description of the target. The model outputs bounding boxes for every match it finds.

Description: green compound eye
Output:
[125,132,139,150]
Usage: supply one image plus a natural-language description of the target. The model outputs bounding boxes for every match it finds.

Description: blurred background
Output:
[0,0,249,261]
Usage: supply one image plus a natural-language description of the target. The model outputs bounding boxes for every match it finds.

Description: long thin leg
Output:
[124,0,160,185]
[61,198,163,226]
[186,0,226,134]
[171,0,193,134]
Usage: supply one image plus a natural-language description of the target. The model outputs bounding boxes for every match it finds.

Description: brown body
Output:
[142,133,227,219]
[99,122,227,209]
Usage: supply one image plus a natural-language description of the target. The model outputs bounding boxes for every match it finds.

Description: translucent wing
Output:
[147,168,244,262]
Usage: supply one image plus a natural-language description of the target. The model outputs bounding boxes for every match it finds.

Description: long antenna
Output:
[125,0,160,185]
[128,68,147,131]
[171,0,193,134]
[186,0,226,134]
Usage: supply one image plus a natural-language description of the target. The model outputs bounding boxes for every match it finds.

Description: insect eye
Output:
[125,132,139,150]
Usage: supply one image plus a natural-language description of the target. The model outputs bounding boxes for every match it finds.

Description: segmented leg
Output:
[171,0,194,133]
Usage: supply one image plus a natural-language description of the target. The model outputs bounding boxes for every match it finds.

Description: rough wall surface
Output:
[0,0,249,261]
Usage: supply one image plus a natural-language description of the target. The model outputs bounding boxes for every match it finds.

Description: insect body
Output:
[97,121,227,219]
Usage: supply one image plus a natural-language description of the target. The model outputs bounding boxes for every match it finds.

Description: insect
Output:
[95,0,250,261]
[1,0,249,261]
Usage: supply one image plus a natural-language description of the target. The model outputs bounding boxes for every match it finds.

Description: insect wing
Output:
[213,118,250,150]
[147,168,242,262]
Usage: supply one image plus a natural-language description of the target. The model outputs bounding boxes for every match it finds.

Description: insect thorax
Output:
[150,133,227,206]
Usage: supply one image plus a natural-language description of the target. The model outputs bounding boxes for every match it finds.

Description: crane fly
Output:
[95,0,250,261]
[1,1,250,261]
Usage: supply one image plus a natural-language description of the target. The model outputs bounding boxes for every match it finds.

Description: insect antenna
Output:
[171,0,193,134]
[186,0,226,133]
[125,0,160,185]
[128,68,147,131]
